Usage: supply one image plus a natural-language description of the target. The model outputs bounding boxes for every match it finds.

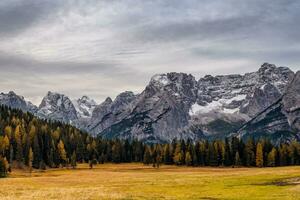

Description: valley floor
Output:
[0,164,300,200]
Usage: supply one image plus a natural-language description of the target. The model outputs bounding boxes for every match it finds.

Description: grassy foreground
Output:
[0,164,300,200]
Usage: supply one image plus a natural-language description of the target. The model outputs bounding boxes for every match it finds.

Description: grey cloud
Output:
[0,0,61,37]
[0,0,300,104]
[0,51,121,75]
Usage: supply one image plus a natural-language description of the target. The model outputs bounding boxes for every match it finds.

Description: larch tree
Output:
[267,148,277,167]
[256,142,264,167]
[185,152,192,166]
[57,140,67,166]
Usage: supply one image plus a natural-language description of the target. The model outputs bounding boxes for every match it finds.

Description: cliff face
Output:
[237,71,300,143]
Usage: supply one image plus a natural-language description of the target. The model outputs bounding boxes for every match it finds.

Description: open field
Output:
[0,164,300,200]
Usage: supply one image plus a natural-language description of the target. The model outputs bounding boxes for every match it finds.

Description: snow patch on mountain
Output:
[190,94,246,115]
[151,74,170,86]
[73,96,97,119]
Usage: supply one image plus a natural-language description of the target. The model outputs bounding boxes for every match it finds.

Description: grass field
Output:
[0,164,300,200]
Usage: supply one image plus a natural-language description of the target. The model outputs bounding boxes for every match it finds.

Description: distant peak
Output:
[46,91,65,98]
[78,95,96,105]
[8,91,16,95]
[104,97,113,104]
[259,63,276,71]
[151,74,169,86]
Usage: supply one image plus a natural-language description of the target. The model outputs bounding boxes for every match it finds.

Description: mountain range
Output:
[0,63,299,143]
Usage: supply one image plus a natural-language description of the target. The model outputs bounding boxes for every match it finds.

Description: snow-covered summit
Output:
[37,91,78,123]
[73,96,97,119]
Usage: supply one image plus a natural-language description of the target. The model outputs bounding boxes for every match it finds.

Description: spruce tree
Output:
[143,146,151,165]
[234,151,241,167]
[28,147,33,174]
[244,138,255,166]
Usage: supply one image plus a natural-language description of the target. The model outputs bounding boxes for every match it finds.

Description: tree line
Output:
[1,105,300,177]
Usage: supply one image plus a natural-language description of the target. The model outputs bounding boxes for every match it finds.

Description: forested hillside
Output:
[1,105,300,177]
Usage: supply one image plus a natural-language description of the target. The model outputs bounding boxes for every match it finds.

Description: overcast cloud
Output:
[0,0,300,105]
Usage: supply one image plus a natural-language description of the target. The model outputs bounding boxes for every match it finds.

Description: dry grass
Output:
[0,164,300,200]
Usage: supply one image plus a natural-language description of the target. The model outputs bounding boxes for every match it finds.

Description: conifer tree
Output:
[185,152,192,166]
[234,151,241,167]
[173,143,183,165]
[143,146,151,165]
[57,140,67,166]
[71,151,77,169]
[28,147,33,174]
[256,142,264,167]
[267,148,277,167]
[0,156,9,177]
[244,138,255,166]
[163,144,172,164]
[14,125,24,165]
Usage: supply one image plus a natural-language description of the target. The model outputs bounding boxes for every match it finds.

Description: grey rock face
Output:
[195,63,293,118]
[237,71,300,143]
[37,91,78,124]
[283,71,300,131]
[239,83,281,117]
[89,73,198,142]
[0,91,38,113]
[87,63,295,142]
[88,92,137,136]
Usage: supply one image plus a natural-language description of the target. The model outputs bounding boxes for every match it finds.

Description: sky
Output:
[0,0,300,105]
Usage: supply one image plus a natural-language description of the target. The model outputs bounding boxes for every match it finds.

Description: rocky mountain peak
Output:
[78,95,96,104]
[73,95,97,119]
[0,91,37,112]
[37,91,78,123]
[148,72,198,102]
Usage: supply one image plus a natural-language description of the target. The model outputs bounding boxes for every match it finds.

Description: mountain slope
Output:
[237,71,300,143]
[0,91,38,113]
[89,73,198,142]
[89,63,294,142]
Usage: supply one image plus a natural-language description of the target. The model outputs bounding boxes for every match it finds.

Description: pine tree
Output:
[256,142,264,167]
[32,135,40,169]
[28,147,33,174]
[57,140,67,166]
[267,148,277,167]
[185,152,192,166]
[173,143,183,165]
[224,138,232,166]
[234,151,241,167]
[112,142,121,163]
[244,138,255,166]
[14,125,24,165]
[0,156,9,177]
[71,151,77,169]
[163,144,172,164]
[143,146,151,165]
